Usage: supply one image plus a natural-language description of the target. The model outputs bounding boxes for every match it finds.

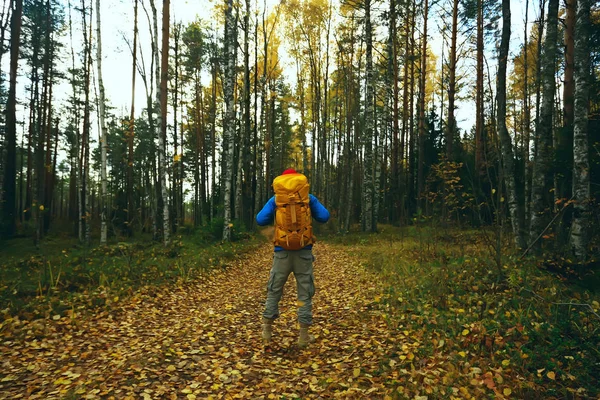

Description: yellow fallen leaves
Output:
[353,367,361,377]
[503,387,512,396]
[547,371,556,380]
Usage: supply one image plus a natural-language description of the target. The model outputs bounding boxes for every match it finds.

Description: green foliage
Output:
[338,225,600,397]
[0,232,261,318]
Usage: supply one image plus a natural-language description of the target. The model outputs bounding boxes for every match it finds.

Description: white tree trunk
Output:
[222,0,236,241]
[159,0,170,245]
[570,0,591,260]
[95,0,108,244]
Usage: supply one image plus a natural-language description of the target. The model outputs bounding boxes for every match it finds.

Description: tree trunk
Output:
[222,0,236,241]
[2,0,22,237]
[447,0,459,160]
[158,0,170,245]
[172,22,180,231]
[530,0,559,249]
[127,0,138,236]
[80,0,92,245]
[497,0,526,249]
[417,0,428,211]
[570,0,590,260]
[555,0,576,243]
[362,0,374,232]
[243,0,252,228]
[475,0,484,173]
[96,0,108,244]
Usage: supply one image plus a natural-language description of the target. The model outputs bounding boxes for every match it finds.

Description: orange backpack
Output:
[272,173,315,250]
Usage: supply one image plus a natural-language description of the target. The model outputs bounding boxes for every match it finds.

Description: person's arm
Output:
[256,196,276,226]
[309,194,330,223]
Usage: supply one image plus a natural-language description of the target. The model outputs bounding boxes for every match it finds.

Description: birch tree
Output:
[497,0,526,249]
[222,0,236,241]
[570,0,591,260]
[95,0,108,244]
[80,0,92,245]
[159,0,170,245]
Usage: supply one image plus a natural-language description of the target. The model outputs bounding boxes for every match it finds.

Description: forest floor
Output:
[1,227,599,399]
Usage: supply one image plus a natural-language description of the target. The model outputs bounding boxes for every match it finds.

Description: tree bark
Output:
[158,0,170,245]
[475,0,484,173]
[127,0,138,236]
[530,0,559,249]
[222,0,236,241]
[2,0,22,237]
[446,0,459,160]
[417,0,428,211]
[96,0,108,244]
[497,0,526,249]
[570,0,590,260]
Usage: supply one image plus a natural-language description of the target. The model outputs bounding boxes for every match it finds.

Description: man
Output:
[256,168,330,347]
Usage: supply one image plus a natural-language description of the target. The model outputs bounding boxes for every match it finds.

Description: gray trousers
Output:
[263,249,315,325]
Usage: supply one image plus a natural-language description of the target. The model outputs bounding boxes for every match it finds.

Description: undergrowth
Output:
[325,224,600,399]
[0,222,261,320]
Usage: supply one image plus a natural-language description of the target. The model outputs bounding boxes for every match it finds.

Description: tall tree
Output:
[127,0,138,236]
[96,0,108,244]
[529,0,559,249]
[222,0,236,241]
[446,0,459,159]
[497,0,526,248]
[474,0,484,173]
[158,0,170,245]
[2,0,23,237]
[362,0,375,232]
[80,0,92,245]
[570,0,591,260]
[417,0,429,208]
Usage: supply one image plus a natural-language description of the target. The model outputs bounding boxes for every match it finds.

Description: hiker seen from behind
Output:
[256,168,330,347]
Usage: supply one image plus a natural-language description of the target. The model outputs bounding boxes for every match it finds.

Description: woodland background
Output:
[0,0,599,397]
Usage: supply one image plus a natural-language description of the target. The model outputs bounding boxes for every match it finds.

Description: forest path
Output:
[1,242,406,399]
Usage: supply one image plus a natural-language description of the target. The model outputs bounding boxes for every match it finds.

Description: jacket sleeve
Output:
[309,194,330,223]
[256,196,276,226]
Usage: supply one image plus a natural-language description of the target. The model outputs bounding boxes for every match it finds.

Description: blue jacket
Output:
[256,194,330,251]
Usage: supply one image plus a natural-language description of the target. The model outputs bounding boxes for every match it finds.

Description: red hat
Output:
[282,168,297,175]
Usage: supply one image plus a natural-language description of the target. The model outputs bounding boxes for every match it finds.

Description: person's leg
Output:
[262,251,292,342]
[292,249,315,346]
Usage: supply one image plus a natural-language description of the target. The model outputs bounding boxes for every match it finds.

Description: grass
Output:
[323,224,600,399]
[0,224,263,319]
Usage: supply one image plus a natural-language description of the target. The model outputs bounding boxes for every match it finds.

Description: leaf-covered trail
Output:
[1,243,405,399]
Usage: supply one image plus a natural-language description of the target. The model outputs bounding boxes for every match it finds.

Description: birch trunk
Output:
[570,0,591,260]
[222,0,235,241]
[530,0,559,249]
[158,0,170,245]
[497,0,526,249]
[80,0,92,245]
[127,0,138,235]
[95,0,108,244]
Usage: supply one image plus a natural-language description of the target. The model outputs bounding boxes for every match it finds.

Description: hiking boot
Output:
[261,317,274,343]
[298,323,315,348]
